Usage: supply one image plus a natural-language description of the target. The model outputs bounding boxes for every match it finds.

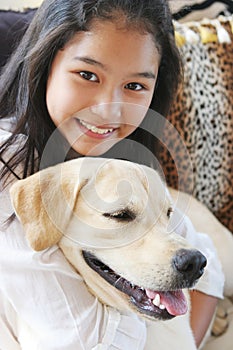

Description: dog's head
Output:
[10,158,206,321]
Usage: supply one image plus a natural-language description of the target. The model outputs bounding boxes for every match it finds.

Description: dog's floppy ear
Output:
[10,158,90,251]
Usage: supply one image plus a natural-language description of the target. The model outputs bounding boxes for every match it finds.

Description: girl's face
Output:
[46,20,160,156]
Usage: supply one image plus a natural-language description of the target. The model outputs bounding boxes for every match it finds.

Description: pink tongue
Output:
[145,289,188,316]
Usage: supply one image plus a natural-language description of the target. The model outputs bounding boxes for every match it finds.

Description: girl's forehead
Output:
[88,14,151,33]
[61,21,160,74]
[65,18,159,55]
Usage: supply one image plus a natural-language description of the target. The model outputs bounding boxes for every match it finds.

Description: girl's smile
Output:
[46,19,160,156]
[77,118,116,138]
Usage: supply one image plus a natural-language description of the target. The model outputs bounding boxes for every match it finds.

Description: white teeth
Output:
[152,293,166,310]
[79,119,114,134]
[152,294,161,307]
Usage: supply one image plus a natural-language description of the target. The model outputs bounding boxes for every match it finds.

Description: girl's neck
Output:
[65,148,83,161]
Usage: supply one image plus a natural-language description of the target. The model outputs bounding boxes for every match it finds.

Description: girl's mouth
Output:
[77,118,116,138]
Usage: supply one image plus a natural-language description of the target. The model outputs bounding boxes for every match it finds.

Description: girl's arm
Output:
[0,221,147,350]
[190,291,218,348]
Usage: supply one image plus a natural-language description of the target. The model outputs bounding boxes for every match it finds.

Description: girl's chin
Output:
[68,138,121,158]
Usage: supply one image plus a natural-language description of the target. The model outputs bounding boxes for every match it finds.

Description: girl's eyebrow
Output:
[131,72,156,80]
[74,56,106,69]
[73,55,156,80]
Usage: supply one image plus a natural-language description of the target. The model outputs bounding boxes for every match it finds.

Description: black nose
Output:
[173,249,207,284]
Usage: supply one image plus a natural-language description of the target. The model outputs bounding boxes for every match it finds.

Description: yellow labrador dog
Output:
[9,158,218,349]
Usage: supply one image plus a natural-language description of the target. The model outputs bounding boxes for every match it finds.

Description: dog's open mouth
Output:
[83,251,188,320]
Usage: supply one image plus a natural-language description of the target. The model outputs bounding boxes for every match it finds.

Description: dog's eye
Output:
[167,207,173,219]
[103,210,135,221]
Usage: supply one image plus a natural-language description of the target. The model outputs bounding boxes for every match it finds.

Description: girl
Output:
[0,0,225,349]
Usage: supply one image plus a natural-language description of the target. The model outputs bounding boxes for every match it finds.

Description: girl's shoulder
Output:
[0,117,16,134]
[0,117,27,151]
[0,118,28,188]
[0,120,13,143]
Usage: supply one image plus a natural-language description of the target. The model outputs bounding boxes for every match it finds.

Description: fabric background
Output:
[160,16,233,233]
[0,9,36,70]
[169,0,232,22]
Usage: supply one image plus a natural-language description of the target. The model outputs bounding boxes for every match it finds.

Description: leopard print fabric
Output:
[159,17,233,232]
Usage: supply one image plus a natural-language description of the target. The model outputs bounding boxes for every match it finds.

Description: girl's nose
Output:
[90,88,123,121]
[90,102,122,121]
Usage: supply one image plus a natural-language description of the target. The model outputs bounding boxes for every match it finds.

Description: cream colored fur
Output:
[9,158,233,349]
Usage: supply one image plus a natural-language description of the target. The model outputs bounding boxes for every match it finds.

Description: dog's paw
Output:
[211,303,229,337]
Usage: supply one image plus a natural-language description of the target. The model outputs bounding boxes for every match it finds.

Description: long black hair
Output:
[0,0,182,184]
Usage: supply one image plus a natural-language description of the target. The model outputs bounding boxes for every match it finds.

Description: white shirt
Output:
[0,121,224,349]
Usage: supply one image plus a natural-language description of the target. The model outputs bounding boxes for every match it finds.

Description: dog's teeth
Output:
[152,294,161,307]
[152,294,166,310]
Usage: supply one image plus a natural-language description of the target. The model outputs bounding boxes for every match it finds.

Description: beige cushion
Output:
[203,298,233,350]
[0,0,42,11]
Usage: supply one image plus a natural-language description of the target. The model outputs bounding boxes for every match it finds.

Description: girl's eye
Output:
[79,71,98,82]
[125,82,145,91]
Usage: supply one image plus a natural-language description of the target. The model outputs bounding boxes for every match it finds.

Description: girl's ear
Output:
[9,158,90,251]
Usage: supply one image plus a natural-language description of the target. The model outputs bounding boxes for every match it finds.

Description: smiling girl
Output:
[0,0,224,349]
[45,18,160,157]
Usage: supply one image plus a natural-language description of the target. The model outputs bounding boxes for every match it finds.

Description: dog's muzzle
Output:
[82,249,206,321]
